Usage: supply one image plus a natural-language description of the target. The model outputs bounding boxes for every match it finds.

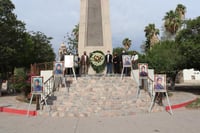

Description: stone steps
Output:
[38,75,163,117]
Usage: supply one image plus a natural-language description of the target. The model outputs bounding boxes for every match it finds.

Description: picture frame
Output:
[54,61,64,75]
[64,55,74,68]
[138,63,148,78]
[31,76,43,93]
[122,55,132,67]
[154,74,166,92]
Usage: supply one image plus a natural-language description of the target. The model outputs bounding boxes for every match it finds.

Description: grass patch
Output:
[186,98,200,109]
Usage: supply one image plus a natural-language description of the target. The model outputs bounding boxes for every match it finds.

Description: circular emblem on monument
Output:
[90,50,105,73]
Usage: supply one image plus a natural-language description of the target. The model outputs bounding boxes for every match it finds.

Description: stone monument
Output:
[78,0,112,58]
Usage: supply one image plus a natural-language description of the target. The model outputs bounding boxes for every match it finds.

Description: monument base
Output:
[88,66,107,75]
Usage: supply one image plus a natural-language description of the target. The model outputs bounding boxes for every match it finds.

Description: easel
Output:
[136,64,153,99]
[121,67,133,80]
[121,55,133,80]
[136,76,148,99]
[54,75,64,91]
[148,91,173,115]
[64,75,71,93]
[27,92,48,117]
[64,55,77,81]
[63,68,76,94]
[69,67,76,81]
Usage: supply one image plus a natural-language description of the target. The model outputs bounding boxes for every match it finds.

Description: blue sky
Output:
[11,0,200,54]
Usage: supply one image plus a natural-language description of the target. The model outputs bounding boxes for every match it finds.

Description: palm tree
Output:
[144,23,160,48]
[163,10,181,35]
[122,38,132,51]
[175,4,186,20]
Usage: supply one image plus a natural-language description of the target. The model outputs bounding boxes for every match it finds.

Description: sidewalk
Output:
[0,91,197,117]
[0,109,200,133]
[0,95,36,116]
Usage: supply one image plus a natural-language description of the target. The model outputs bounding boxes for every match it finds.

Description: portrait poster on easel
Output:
[31,76,43,94]
[64,55,74,68]
[28,76,48,117]
[154,74,167,92]
[54,61,64,75]
[122,55,132,68]
[64,55,76,80]
[138,63,148,78]
[121,55,132,80]
[149,74,173,114]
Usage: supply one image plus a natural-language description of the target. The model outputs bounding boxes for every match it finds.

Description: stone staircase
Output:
[39,75,159,117]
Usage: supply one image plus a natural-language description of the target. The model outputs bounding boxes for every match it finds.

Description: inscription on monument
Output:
[87,0,103,46]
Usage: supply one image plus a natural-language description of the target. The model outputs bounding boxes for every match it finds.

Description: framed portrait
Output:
[64,55,74,68]
[138,63,148,78]
[54,61,64,75]
[31,76,43,93]
[122,55,132,67]
[154,74,166,92]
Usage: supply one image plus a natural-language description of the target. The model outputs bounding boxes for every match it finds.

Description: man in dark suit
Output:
[105,50,113,74]
[113,52,120,74]
[80,51,90,75]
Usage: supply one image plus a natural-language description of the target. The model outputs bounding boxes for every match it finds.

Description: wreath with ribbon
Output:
[90,50,105,73]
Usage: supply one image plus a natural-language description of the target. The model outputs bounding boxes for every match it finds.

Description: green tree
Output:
[122,38,132,51]
[0,0,55,78]
[162,4,186,40]
[144,23,160,51]
[142,41,183,86]
[176,16,200,69]
[72,24,79,41]
[29,31,55,63]
[113,47,125,55]
[67,24,79,54]
[0,0,26,78]
[163,10,181,36]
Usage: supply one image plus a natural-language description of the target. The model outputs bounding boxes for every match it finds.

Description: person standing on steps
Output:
[105,50,113,74]
[74,54,80,76]
[113,52,120,74]
[80,51,90,75]
[131,51,138,69]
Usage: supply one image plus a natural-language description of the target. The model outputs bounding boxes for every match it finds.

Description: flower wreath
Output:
[90,50,105,73]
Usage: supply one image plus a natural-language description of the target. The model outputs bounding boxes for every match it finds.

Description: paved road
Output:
[0,109,200,133]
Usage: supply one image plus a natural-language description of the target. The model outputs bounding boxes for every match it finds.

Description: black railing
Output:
[40,75,54,104]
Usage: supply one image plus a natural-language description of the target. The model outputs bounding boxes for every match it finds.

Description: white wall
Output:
[183,69,200,81]
[40,70,53,82]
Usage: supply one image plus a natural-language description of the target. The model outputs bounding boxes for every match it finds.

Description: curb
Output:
[165,98,197,111]
[0,107,37,116]
[0,98,197,116]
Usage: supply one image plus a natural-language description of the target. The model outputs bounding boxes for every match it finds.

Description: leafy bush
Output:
[12,68,31,96]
